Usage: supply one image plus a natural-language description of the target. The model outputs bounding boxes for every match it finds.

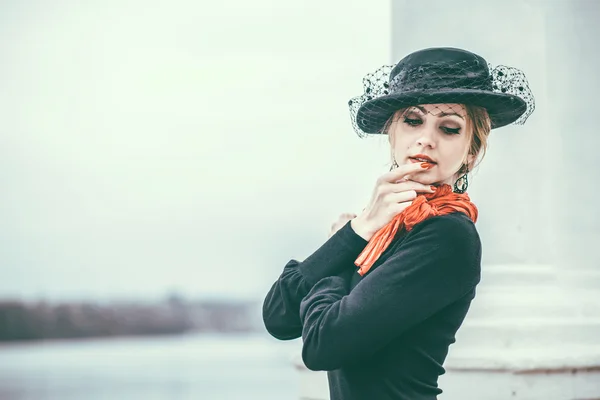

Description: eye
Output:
[403,117,422,127]
[441,126,461,135]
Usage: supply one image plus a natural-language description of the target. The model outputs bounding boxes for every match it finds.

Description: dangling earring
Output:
[389,156,399,171]
[453,165,469,194]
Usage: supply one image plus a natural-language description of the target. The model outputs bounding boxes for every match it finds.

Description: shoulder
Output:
[379,212,481,289]
[409,212,479,242]
[401,212,482,262]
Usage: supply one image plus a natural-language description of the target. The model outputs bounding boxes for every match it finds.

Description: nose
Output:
[416,126,436,149]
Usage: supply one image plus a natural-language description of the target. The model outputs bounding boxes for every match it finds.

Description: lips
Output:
[409,154,437,164]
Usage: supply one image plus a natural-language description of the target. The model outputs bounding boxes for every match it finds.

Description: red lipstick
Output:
[409,154,437,164]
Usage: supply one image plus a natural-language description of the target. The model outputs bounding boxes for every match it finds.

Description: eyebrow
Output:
[407,105,465,120]
[438,110,465,120]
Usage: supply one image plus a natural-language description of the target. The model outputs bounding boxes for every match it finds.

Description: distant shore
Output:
[0,295,263,342]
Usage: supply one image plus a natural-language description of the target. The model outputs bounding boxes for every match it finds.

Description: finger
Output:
[379,180,436,195]
[339,212,357,219]
[380,161,434,183]
[389,180,436,193]
[393,175,411,183]
[336,213,356,224]
[384,190,418,205]
[329,223,341,236]
[389,200,413,215]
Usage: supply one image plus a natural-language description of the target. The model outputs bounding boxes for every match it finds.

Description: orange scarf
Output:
[354,184,478,276]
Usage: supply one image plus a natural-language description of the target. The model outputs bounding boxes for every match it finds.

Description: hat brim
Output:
[356,89,527,134]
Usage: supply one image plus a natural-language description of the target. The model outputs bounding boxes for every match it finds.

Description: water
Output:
[0,332,302,400]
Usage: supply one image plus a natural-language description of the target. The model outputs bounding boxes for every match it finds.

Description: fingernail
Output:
[421,162,433,169]
[430,186,437,191]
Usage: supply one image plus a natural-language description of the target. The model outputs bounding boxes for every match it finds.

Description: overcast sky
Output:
[0,0,393,301]
[4,0,587,302]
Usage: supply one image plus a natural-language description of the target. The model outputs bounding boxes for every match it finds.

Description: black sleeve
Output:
[262,221,368,340]
[298,214,482,371]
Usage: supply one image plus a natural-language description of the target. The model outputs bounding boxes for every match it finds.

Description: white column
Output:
[544,0,600,288]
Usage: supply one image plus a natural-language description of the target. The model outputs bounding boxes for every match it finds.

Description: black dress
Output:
[262,212,482,400]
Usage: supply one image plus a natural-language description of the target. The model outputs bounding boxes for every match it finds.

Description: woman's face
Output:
[388,103,474,186]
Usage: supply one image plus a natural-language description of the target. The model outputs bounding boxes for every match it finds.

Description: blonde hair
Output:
[462,105,491,173]
[383,105,492,173]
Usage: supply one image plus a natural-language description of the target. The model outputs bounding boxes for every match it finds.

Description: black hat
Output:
[349,47,535,137]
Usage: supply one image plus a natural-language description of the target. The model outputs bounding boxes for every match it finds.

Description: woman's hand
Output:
[351,162,435,241]
[329,213,357,238]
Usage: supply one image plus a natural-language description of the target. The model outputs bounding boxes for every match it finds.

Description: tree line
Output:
[0,295,262,342]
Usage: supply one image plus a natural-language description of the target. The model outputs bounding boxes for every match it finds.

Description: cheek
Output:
[390,129,411,151]
[440,140,469,168]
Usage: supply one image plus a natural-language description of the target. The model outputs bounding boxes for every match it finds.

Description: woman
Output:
[262,47,534,400]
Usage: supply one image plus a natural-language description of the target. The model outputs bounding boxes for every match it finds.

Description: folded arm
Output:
[299,214,482,371]
[262,221,368,340]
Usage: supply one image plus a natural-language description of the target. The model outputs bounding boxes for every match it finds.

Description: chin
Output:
[411,175,436,185]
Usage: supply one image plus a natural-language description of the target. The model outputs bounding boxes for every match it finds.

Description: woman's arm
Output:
[299,213,481,371]
[262,220,368,340]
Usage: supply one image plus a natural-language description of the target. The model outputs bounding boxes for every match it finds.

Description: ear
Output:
[466,152,476,170]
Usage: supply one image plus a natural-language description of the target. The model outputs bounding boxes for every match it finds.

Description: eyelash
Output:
[403,117,461,135]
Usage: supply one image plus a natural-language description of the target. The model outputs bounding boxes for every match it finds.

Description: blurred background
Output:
[1,0,599,399]
[0,1,389,399]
